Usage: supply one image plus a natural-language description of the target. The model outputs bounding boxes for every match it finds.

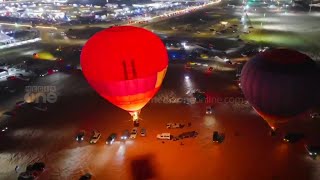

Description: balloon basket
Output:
[129,111,140,121]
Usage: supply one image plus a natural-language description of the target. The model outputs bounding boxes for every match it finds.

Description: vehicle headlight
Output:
[81,137,84,140]
[309,152,313,155]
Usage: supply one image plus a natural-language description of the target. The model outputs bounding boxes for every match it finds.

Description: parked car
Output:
[15,101,29,109]
[3,111,16,116]
[0,113,11,133]
[310,113,320,119]
[1,126,8,132]
[18,172,35,180]
[121,130,130,140]
[79,173,92,180]
[206,106,213,114]
[166,123,184,129]
[178,131,198,139]
[140,128,146,137]
[89,130,101,144]
[76,131,85,142]
[179,98,192,105]
[305,145,320,159]
[106,133,117,145]
[282,133,304,143]
[185,63,192,69]
[22,162,45,179]
[31,162,45,172]
[35,67,58,77]
[213,131,224,143]
[131,127,138,134]
[157,133,171,140]
[130,127,138,139]
[192,90,206,102]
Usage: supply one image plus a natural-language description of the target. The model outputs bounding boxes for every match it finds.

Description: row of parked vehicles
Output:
[157,131,199,140]
[281,132,320,160]
[76,127,147,145]
[157,122,199,140]
[157,130,223,142]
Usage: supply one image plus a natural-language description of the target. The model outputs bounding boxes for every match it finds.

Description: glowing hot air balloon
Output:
[81,26,168,121]
[240,49,320,130]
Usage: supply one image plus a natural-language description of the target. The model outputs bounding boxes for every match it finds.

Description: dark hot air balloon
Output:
[240,48,319,129]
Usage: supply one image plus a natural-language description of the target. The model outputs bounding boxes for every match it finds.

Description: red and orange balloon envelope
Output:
[81,26,168,121]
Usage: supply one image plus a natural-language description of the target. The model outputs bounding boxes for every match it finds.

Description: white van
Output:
[157,133,171,140]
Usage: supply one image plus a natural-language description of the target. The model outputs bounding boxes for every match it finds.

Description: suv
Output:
[90,131,101,144]
[213,131,224,143]
[305,145,320,159]
[121,130,130,140]
[106,133,117,145]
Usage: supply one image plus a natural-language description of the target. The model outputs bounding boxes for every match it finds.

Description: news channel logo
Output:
[24,86,57,103]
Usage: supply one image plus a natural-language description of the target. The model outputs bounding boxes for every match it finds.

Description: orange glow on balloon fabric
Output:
[80,26,168,113]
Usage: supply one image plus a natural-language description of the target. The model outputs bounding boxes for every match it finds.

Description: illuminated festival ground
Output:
[0,64,320,180]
